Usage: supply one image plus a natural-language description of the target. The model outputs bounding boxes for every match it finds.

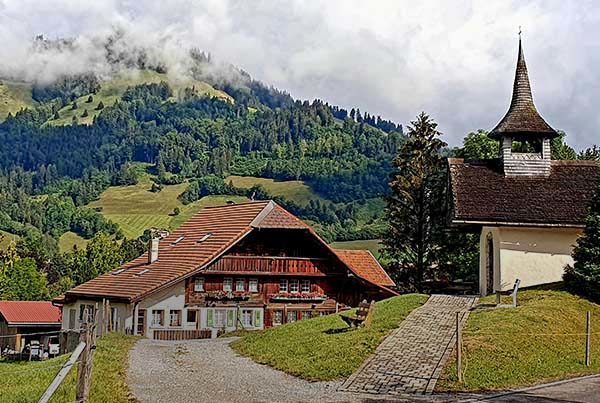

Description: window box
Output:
[269,292,327,302]
[206,290,250,301]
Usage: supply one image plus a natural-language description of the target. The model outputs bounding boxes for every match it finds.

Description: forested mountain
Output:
[0,49,405,299]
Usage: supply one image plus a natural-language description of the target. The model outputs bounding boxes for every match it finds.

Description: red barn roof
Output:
[332,249,396,287]
[0,301,61,326]
[60,200,396,303]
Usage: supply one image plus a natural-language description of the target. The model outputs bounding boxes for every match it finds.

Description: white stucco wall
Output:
[60,299,132,335]
[479,226,581,295]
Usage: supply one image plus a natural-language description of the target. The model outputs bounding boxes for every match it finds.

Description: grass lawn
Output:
[88,175,248,238]
[0,332,140,403]
[437,290,600,392]
[226,175,327,205]
[330,239,383,259]
[231,294,428,381]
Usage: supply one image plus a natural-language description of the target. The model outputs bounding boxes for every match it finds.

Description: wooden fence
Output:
[153,329,212,341]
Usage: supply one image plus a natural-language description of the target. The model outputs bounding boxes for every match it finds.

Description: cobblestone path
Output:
[340,294,477,396]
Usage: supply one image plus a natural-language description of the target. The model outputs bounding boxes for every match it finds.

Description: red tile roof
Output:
[0,301,61,325]
[332,249,396,287]
[62,200,395,302]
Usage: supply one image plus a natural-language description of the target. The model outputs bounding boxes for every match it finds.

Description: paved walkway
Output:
[340,294,477,396]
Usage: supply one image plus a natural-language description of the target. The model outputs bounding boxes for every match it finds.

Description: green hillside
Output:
[0,80,35,120]
[330,239,382,259]
[45,69,232,126]
[226,175,327,205]
[88,175,248,239]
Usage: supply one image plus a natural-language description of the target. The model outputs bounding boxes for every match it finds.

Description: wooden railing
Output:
[206,255,331,274]
[153,329,212,341]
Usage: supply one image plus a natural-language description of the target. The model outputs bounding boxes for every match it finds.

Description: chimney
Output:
[148,237,159,264]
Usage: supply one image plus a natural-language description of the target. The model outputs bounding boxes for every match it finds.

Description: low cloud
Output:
[0,0,598,149]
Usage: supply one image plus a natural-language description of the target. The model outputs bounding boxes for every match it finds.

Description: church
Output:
[448,37,600,296]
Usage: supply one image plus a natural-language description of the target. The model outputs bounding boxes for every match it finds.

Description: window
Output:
[241,309,254,327]
[187,310,198,323]
[289,279,300,293]
[79,304,95,323]
[273,310,283,325]
[68,309,76,329]
[301,311,312,320]
[223,277,233,292]
[151,310,164,327]
[194,277,205,292]
[235,278,245,292]
[287,311,298,323]
[169,310,182,327]
[214,309,226,327]
[301,279,311,293]
[279,279,288,293]
[249,278,258,293]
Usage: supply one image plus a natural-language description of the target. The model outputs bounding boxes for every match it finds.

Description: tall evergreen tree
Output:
[383,112,447,291]
[564,177,600,301]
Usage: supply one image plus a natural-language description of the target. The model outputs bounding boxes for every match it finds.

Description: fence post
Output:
[76,319,90,402]
[586,311,591,367]
[456,311,463,383]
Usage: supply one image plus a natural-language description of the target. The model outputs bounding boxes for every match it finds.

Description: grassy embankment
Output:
[438,290,600,391]
[0,332,140,403]
[231,294,428,381]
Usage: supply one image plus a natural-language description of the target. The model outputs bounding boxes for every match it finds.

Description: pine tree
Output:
[96,101,104,110]
[383,112,448,291]
[564,177,600,301]
[53,111,60,120]
[81,109,89,118]
[86,95,93,103]
[71,101,78,110]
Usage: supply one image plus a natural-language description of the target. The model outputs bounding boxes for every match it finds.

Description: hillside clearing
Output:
[231,294,428,381]
[226,175,326,205]
[88,176,248,238]
[330,239,382,259]
[0,332,139,403]
[0,80,35,120]
[46,69,232,127]
[58,231,90,252]
[437,290,600,391]
[0,230,20,250]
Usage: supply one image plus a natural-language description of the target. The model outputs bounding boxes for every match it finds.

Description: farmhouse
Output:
[0,301,61,353]
[55,201,395,339]
[448,38,600,296]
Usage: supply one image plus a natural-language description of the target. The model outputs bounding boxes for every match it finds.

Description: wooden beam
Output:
[38,342,86,403]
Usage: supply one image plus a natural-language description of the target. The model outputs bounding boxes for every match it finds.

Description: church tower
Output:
[489,35,558,176]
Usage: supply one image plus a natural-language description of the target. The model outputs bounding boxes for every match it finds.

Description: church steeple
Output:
[489,35,558,140]
[491,34,557,176]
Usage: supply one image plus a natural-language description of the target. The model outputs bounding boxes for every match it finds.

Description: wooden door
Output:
[137,309,146,336]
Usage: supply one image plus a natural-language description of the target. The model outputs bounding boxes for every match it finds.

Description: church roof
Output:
[448,159,600,226]
[489,37,558,140]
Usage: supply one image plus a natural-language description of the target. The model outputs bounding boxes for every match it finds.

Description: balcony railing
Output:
[205,255,331,274]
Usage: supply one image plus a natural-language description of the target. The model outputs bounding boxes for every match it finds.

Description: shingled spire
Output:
[489,36,558,140]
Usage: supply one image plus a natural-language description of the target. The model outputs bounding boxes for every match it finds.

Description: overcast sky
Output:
[1,0,599,149]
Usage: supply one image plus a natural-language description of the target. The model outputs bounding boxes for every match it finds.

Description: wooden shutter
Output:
[254,310,262,327]
[207,309,213,327]
[227,310,234,327]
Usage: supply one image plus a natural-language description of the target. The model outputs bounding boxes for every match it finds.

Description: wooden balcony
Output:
[205,255,332,275]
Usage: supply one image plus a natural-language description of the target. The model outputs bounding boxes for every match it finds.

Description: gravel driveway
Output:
[127,337,350,403]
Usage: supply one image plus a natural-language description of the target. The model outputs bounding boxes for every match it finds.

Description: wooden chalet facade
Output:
[55,201,396,338]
